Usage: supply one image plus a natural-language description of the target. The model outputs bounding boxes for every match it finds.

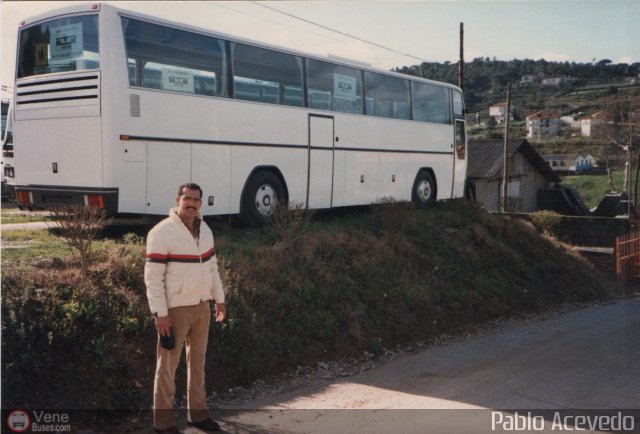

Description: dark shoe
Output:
[187,418,221,432]
[154,426,180,434]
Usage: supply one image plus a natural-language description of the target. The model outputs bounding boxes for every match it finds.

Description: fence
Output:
[616,230,640,283]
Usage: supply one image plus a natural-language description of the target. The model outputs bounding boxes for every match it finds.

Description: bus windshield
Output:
[17,14,99,78]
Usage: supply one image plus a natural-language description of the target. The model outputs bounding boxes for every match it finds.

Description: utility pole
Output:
[634,125,639,212]
[458,22,464,90]
[501,81,512,213]
[628,124,634,218]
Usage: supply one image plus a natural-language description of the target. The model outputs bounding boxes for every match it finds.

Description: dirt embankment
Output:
[1,201,617,412]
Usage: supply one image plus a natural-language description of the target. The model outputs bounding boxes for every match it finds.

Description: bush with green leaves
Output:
[530,210,562,236]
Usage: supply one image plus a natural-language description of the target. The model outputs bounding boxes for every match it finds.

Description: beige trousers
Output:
[153,300,211,429]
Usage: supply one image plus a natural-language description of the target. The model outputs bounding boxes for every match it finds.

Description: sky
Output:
[1,0,639,99]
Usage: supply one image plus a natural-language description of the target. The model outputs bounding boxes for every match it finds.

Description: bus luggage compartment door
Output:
[307,115,334,209]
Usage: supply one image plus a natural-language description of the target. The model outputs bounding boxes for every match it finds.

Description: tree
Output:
[592,98,640,197]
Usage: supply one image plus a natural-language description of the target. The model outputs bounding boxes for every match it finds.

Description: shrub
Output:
[1,233,153,409]
[530,210,562,236]
[267,201,314,243]
[369,197,416,232]
[47,205,106,273]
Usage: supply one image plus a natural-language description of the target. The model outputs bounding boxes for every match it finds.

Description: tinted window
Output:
[231,43,303,107]
[411,81,451,124]
[18,14,99,78]
[453,90,464,117]
[1,102,8,139]
[364,72,410,120]
[455,120,466,159]
[122,18,227,97]
[307,59,363,114]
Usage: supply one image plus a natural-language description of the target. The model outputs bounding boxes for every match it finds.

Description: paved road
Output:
[206,297,640,434]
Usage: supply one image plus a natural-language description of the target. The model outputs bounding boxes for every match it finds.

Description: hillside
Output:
[396,59,640,158]
[395,58,640,113]
[1,200,617,410]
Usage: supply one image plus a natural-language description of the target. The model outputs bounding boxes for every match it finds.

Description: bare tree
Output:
[593,98,639,194]
[48,205,106,273]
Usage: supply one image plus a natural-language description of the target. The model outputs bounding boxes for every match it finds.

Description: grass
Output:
[1,229,124,262]
[562,171,638,208]
[1,230,70,260]
[1,207,51,224]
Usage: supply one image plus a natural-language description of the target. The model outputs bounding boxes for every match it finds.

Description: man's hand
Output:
[155,315,172,336]
[215,303,227,322]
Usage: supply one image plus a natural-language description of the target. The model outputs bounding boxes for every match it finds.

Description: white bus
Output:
[11,3,467,225]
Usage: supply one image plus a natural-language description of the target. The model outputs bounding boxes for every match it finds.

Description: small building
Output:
[526,110,560,139]
[542,153,597,174]
[580,111,606,137]
[467,139,560,213]
[560,112,586,130]
[560,112,606,137]
[574,153,596,172]
[541,76,574,86]
[520,74,539,85]
[542,154,571,173]
[489,102,515,123]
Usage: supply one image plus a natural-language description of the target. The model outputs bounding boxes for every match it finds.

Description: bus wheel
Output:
[242,171,285,226]
[412,171,436,208]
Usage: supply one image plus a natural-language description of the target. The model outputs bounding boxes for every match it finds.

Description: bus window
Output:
[455,120,466,159]
[233,77,278,104]
[121,17,227,97]
[309,90,331,110]
[453,90,464,117]
[1,101,8,140]
[364,72,410,120]
[306,59,363,114]
[231,43,304,107]
[411,81,451,124]
[18,14,99,78]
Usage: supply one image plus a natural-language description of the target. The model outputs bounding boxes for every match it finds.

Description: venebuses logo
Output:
[6,410,30,433]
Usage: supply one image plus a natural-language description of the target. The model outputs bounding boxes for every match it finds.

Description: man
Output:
[145,183,226,434]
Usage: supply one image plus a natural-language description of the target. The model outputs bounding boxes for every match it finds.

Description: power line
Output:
[204,1,347,45]
[248,1,428,65]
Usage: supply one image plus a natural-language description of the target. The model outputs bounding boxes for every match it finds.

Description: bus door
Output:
[452,119,466,198]
[307,114,334,209]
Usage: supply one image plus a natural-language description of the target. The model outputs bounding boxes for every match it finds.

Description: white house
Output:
[489,102,514,123]
[560,112,586,129]
[580,111,606,137]
[542,153,597,173]
[574,153,596,172]
[527,110,561,139]
[542,154,571,173]
[520,74,539,85]
[541,76,574,86]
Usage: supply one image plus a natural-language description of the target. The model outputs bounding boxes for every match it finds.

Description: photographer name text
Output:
[491,411,635,431]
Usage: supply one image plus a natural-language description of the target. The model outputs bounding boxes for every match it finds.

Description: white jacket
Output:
[144,207,225,317]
